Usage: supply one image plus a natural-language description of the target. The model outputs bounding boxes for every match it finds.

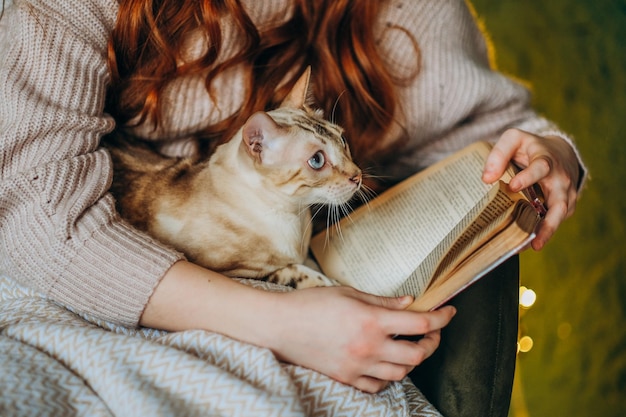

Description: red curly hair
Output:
[106,0,419,164]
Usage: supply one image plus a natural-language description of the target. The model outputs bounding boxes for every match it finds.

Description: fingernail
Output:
[397,295,413,306]
[482,170,495,183]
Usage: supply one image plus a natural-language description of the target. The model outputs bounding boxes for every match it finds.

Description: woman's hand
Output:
[266,286,456,393]
[142,261,456,394]
[482,128,581,250]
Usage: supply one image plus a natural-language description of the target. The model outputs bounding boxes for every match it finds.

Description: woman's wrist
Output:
[140,260,285,349]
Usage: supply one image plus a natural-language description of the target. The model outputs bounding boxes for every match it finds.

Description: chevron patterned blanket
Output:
[0,276,441,416]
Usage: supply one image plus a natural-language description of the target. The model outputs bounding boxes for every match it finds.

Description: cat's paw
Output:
[267,264,340,289]
[293,271,340,289]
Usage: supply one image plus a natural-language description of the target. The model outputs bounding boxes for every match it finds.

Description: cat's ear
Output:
[280,66,312,109]
[242,111,282,163]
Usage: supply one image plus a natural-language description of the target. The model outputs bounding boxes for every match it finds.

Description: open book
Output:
[310,141,546,312]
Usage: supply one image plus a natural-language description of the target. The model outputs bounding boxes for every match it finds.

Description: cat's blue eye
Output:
[308,151,325,170]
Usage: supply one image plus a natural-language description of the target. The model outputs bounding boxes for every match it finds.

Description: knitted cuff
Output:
[51,220,184,328]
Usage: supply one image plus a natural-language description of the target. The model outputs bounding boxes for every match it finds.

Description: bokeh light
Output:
[518,336,534,353]
[519,286,537,309]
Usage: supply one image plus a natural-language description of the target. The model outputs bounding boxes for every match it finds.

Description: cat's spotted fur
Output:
[104,69,362,288]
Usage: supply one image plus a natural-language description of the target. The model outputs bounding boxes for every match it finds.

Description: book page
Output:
[310,142,495,296]
[393,186,497,297]
[428,181,524,283]
[409,201,540,312]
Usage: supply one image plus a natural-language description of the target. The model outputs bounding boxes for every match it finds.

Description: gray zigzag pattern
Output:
[0,275,442,416]
[0,336,112,416]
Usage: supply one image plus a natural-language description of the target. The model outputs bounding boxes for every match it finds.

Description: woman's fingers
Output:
[365,362,415,384]
[360,292,415,310]
[532,174,577,250]
[509,154,553,192]
[483,129,581,250]
[357,330,444,391]
[482,129,526,184]
[353,376,390,394]
[345,291,455,338]
[379,305,456,337]
[387,329,442,367]
[350,289,456,333]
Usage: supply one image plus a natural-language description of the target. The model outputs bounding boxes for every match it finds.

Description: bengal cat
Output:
[104,69,362,288]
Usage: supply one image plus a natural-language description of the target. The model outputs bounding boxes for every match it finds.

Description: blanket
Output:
[0,275,441,416]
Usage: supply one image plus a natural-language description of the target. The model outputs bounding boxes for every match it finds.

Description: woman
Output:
[0,0,585,415]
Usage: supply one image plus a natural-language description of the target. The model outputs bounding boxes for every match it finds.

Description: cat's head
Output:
[239,68,362,206]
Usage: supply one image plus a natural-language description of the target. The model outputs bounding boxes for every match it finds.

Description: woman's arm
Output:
[0,0,182,326]
[143,261,456,393]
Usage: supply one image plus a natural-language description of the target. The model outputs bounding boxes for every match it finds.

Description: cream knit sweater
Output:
[0,0,585,327]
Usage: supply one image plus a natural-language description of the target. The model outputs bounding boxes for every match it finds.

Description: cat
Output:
[103,68,362,288]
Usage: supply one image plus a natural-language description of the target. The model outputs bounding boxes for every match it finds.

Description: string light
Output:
[518,336,534,353]
[518,286,537,353]
[519,286,537,309]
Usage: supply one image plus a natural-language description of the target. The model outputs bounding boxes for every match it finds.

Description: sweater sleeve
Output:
[377,0,587,189]
[0,0,184,327]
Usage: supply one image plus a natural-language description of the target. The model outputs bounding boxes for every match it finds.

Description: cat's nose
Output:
[349,172,362,186]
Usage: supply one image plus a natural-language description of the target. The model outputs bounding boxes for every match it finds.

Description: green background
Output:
[469,1,626,416]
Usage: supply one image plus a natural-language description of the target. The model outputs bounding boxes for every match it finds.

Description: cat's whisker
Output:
[306,204,327,241]
[342,207,358,240]
[309,204,325,221]
[323,206,335,249]
[356,171,383,210]
[328,206,339,242]
[300,204,317,254]
[333,223,342,244]
[355,187,375,209]
[339,202,352,222]
[331,205,350,244]
[362,168,390,181]
[298,203,313,218]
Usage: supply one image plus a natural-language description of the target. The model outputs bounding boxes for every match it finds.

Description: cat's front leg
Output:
[267,264,340,289]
